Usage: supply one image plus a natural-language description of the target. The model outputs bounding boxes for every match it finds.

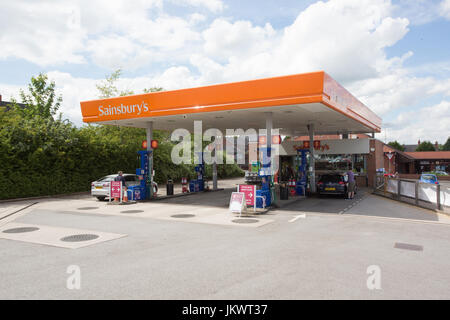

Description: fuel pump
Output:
[131,150,152,200]
[190,152,205,192]
[256,147,273,208]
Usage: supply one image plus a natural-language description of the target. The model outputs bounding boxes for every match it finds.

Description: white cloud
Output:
[392,0,443,25]
[86,35,156,71]
[441,0,450,19]
[379,100,450,144]
[0,1,86,65]
[170,0,225,13]
[202,19,276,61]
[191,0,410,85]
[348,72,435,116]
[0,0,202,68]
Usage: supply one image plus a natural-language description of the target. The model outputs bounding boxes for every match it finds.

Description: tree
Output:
[19,73,62,120]
[442,137,450,151]
[96,69,134,98]
[388,141,405,151]
[416,141,436,151]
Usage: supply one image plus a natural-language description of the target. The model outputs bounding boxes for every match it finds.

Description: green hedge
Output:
[0,108,243,200]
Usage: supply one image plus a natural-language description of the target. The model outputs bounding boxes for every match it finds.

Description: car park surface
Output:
[1,178,450,299]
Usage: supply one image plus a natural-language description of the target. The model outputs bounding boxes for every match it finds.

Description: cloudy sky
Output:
[1,0,449,144]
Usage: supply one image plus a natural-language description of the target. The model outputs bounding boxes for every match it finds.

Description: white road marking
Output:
[289,214,306,222]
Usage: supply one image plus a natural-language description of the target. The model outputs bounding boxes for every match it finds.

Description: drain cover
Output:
[77,207,99,210]
[232,219,259,224]
[120,210,144,214]
[61,234,99,242]
[171,214,195,218]
[2,227,40,233]
[394,243,423,251]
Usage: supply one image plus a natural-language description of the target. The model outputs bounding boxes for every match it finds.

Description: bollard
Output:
[166,179,174,196]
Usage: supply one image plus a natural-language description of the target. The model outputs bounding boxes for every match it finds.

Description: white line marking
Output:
[289,214,306,223]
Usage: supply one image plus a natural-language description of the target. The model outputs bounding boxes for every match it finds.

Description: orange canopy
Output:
[80,71,381,135]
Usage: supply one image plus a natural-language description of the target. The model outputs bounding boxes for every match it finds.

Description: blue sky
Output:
[0,0,449,144]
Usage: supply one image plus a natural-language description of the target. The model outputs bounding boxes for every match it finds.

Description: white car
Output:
[91,174,158,201]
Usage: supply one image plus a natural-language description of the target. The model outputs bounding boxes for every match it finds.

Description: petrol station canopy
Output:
[80,71,381,136]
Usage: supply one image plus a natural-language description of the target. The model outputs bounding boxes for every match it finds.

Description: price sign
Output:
[110,181,122,199]
[238,184,256,206]
[229,192,246,214]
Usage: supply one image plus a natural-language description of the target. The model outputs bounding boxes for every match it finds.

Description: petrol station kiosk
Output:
[80,71,382,207]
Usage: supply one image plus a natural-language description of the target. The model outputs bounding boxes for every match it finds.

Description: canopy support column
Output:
[146,121,154,199]
[213,161,218,190]
[265,112,273,150]
[308,123,316,193]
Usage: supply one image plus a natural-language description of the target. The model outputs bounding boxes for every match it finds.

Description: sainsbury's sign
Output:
[98,101,149,117]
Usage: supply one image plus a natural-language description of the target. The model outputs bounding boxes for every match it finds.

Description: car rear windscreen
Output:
[98,176,115,182]
[319,175,342,183]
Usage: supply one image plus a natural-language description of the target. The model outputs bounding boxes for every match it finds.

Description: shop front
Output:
[279,139,371,187]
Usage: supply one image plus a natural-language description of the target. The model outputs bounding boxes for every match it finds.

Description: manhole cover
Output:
[394,242,423,251]
[60,234,99,242]
[232,219,259,224]
[120,210,144,214]
[2,227,40,233]
[171,214,195,218]
[77,207,99,210]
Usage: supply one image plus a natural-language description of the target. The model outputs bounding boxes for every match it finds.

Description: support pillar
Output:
[308,123,316,193]
[146,121,154,199]
[266,112,273,150]
[265,112,273,159]
[213,160,218,190]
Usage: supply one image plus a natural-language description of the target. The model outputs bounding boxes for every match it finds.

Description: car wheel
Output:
[97,196,106,201]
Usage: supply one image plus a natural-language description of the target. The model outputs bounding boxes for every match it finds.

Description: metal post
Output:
[146,121,153,199]
[415,182,419,205]
[397,179,401,200]
[213,160,218,190]
[437,184,441,211]
[265,112,272,151]
[308,123,316,193]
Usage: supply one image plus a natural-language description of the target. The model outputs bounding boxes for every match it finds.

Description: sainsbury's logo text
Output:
[98,101,149,117]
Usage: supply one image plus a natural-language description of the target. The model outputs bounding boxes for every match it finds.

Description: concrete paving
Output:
[1,178,450,299]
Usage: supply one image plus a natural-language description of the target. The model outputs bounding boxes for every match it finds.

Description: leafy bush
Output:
[0,107,243,199]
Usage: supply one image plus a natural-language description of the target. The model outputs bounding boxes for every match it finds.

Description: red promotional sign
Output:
[303,141,310,149]
[272,135,281,145]
[142,140,148,149]
[259,135,267,145]
[110,181,122,198]
[313,140,321,149]
[238,184,256,206]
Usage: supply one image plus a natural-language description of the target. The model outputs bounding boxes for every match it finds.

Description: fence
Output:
[374,176,450,213]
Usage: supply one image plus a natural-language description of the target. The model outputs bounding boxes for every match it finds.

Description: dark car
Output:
[317,173,352,198]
